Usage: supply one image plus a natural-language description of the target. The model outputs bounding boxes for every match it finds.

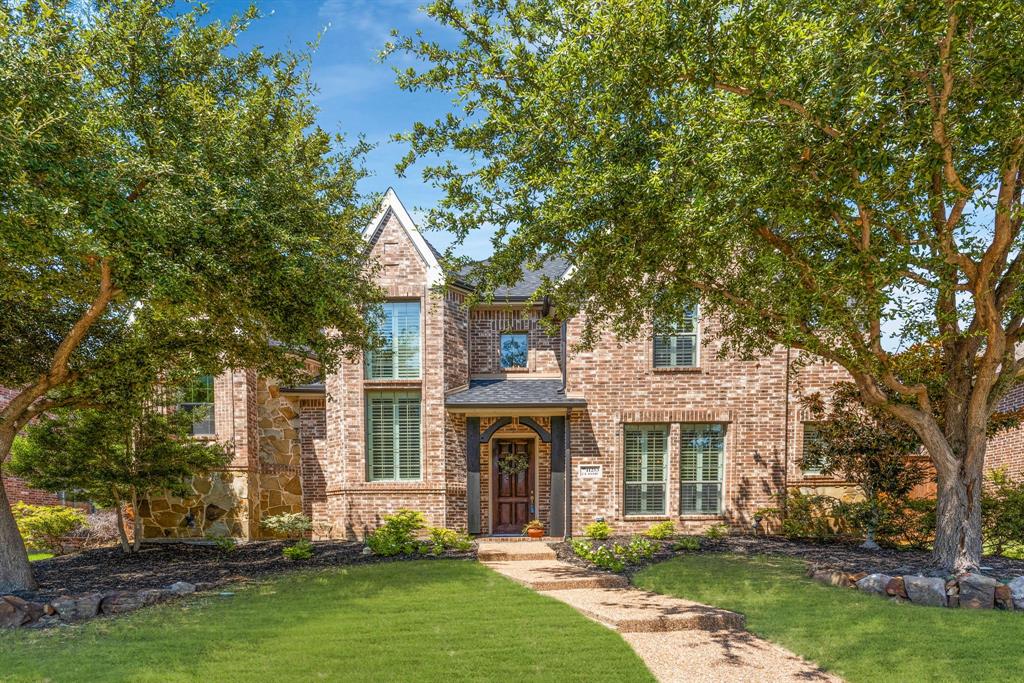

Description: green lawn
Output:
[634,554,1021,683]
[1,560,652,683]
[28,552,53,561]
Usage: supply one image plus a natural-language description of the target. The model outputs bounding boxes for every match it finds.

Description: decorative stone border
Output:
[808,566,1024,610]
[1,581,197,629]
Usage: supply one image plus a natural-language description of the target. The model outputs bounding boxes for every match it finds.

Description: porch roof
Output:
[445,379,586,409]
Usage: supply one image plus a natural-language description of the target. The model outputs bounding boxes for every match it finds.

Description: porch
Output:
[445,379,586,538]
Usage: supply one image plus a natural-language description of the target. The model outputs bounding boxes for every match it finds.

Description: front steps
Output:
[476,541,557,562]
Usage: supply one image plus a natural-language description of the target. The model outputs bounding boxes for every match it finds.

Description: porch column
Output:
[467,417,481,534]
[549,415,565,537]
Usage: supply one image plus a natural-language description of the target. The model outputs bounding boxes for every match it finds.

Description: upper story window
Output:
[180,375,215,436]
[680,423,725,514]
[801,423,825,476]
[624,424,668,516]
[653,307,699,368]
[366,391,421,481]
[366,301,421,380]
[500,332,529,369]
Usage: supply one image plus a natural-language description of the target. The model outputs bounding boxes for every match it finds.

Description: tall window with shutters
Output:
[801,423,825,475]
[623,425,668,515]
[366,301,421,380]
[366,391,421,481]
[680,423,725,514]
[653,307,699,368]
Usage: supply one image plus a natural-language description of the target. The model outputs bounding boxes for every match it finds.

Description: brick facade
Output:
[1,385,69,508]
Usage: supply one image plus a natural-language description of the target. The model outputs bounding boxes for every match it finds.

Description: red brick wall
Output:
[1,385,67,507]
[987,383,1024,478]
[469,306,563,377]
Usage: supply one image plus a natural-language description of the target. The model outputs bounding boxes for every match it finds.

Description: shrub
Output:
[880,497,935,549]
[570,535,655,572]
[12,503,86,555]
[261,512,313,538]
[672,536,701,552]
[703,523,730,540]
[283,538,314,561]
[208,535,237,553]
[758,491,849,540]
[644,520,676,540]
[983,469,1024,557]
[366,509,427,556]
[423,527,474,555]
[583,521,612,540]
[62,509,120,550]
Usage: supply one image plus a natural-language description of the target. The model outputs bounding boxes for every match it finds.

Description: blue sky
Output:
[205,0,491,258]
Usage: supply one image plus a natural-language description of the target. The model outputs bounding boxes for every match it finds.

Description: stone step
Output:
[541,586,745,633]
[484,560,629,590]
[476,541,556,562]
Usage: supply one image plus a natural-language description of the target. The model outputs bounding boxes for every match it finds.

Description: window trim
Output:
[180,375,215,436]
[679,422,726,516]
[801,422,825,477]
[365,390,423,482]
[623,424,669,517]
[365,300,422,381]
[499,331,530,370]
[652,306,700,370]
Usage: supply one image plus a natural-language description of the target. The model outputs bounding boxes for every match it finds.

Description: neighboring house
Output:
[0,386,74,508]
[140,190,855,540]
[987,381,1024,477]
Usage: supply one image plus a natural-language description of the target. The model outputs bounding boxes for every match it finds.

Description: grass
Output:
[28,552,53,561]
[634,553,1021,683]
[0,560,652,683]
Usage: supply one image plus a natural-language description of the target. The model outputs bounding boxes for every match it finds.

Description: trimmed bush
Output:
[283,538,314,561]
[644,520,676,539]
[571,535,656,572]
[583,521,612,540]
[366,509,427,556]
[261,512,313,538]
[12,502,86,555]
[424,527,474,555]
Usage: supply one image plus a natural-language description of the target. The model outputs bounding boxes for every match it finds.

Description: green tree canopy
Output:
[389,0,1024,571]
[0,0,379,591]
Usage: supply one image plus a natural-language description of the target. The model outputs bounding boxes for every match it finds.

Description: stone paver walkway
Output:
[479,541,840,682]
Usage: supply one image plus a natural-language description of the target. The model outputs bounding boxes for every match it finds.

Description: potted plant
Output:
[523,519,544,539]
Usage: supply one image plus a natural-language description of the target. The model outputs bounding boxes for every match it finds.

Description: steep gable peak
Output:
[364,188,443,286]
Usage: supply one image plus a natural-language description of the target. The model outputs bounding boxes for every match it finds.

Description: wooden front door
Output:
[492,439,534,534]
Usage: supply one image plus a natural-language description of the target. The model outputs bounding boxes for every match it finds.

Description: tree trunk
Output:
[114,496,131,554]
[932,440,985,573]
[0,429,37,592]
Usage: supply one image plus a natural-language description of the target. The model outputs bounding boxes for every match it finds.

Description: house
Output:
[139,189,859,540]
[0,386,78,508]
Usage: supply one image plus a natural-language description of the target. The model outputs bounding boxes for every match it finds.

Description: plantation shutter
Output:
[624,425,667,515]
[680,424,725,514]
[366,392,421,481]
[802,424,824,475]
[366,301,420,379]
[653,307,699,368]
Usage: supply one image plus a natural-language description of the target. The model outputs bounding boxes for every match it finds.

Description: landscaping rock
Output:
[959,573,998,609]
[50,593,102,622]
[994,584,1014,611]
[1008,576,1024,610]
[856,573,892,595]
[885,576,908,599]
[100,591,145,615]
[168,581,196,596]
[811,569,851,588]
[904,575,947,607]
[138,589,171,606]
[0,595,44,628]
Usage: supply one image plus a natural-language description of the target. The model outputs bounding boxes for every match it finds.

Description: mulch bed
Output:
[18,540,476,602]
[551,534,1024,579]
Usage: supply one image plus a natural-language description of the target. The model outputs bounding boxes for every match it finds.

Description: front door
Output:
[492,439,534,534]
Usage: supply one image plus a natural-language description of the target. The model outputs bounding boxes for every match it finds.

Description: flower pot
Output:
[527,527,544,539]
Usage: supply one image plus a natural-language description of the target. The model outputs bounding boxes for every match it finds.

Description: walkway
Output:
[478,541,840,683]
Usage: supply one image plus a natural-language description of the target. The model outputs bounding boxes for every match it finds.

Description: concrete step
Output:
[541,586,745,633]
[484,560,629,590]
[476,541,556,562]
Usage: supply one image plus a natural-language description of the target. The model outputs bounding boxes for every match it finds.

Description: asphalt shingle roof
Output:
[445,379,586,408]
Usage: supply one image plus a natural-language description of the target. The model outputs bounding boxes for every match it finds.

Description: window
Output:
[180,375,215,436]
[366,301,421,380]
[680,423,725,514]
[366,391,421,481]
[653,307,699,368]
[624,425,668,515]
[500,332,528,369]
[802,423,825,476]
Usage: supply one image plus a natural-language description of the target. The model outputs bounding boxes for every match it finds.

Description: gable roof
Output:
[363,188,444,287]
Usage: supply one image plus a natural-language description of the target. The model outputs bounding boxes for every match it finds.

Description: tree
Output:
[388,0,1024,571]
[800,383,930,549]
[10,382,230,553]
[0,1,379,591]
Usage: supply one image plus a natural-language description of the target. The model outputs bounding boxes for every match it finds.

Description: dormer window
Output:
[653,307,699,368]
[500,332,528,369]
